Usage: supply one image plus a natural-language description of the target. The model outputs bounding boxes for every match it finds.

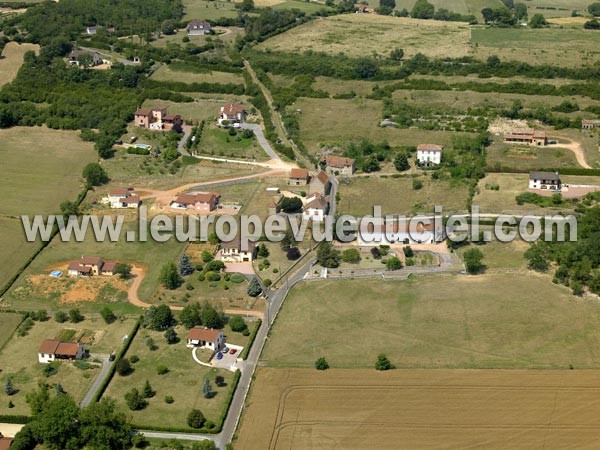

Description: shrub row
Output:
[91,317,142,403]
[0,415,30,424]
[126,147,150,155]
[215,369,241,432]
[486,166,600,176]
[239,319,262,361]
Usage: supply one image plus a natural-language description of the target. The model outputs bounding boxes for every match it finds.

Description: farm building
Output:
[38,339,84,364]
[187,327,225,350]
[68,49,102,67]
[321,155,355,176]
[67,256,117,277]
[218,103,246,126]
[309,171,331,196]
[171,192,220,212]
[220,238,257,263]
[134,106,182,131]
[303,193,329,222]
[186,19,211,35]
[104,187,141,209]
[504,129,547,147]
[289,168,309,186]
[582,119,600,130]
[417,144,443,166]
[529,171,562,192]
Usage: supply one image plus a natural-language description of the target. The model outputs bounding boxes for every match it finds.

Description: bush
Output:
[263,278,272,287]
[130,355,140,364]
[157,364,169,375]
[42,361,60,378]
[205,271,221,282]
[228,315,248,333]
[187,409,206,429]
[247,277,262,297]
[315,357,329,370]
[375,353,393,371]
[165,395,174,404]
[386,257,402,271]
[125,388,147,411]
[463,248,484,274]
[116,358,132,376]
[229,273,245,283]
[205,260,225,272]
[403,246,414,258]
[54,311,68,323]
[342,248,361,264]
[286,247,301,260]
[412,179,423,190]
[100,306,116,324]
[68,308,84,323]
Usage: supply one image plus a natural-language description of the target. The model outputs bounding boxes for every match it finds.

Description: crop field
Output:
[0,316,137,416]
[0,127,95,216]
[486,143,580,171]
[0,42,39,89]
[338,175,470,216]
[103,325,237,429]
[237,367,600,450]
[150,65,244,85]
[294,97,475,154]
[471,27,600,67]
[261,273,600,369]
[525,0,591,18]
[4,219,185,310]
[0,217,42,294]
[258,15,471,59]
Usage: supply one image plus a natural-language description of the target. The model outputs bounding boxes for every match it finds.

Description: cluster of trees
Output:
[10,387,133,450]
[317,243,341,268]
[179,301,225,330]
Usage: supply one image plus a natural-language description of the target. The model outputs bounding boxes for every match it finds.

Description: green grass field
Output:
[103,325,238,429]
[262,273,600,369]
[486,143,580,171]
[199,126,268,161]
[0,316,137,416]
[182,0,240,20]
[0,217,42,294]
[387,0,503,17]
[150,64,244,85]
[471,27,600,67]
[0,312,23,351]
[0,43,39,89]
[272,0,331,12]
[338,175,470,216]
[525,0,591,18]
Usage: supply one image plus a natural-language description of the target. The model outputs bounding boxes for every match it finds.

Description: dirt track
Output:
[237,368,600,450]
[550,139,591,169]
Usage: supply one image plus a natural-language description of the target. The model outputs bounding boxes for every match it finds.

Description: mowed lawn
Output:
[472,27,600,67]
[0,217,42,293]
[103,326,235,429]
[0,127,96,216]
[294,97,476,154]
[0,312,23,351]
[338,176,470,216]
[0,316,137,416]
[486,142,579,171]
[258,15,471,59]
[262,274,600,369]
[182,0,240,20]
[149,64,244,85]
[0,42,39,89]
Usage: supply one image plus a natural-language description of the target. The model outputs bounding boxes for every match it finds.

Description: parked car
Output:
[216,352,223,360]
[230,349,237,355]
[222,346,229,353]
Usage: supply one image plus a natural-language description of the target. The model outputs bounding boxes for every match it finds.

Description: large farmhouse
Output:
[104,188,141,209]
[322,155,355,176]
[529,171,562,192]
[220,238,257,263]
[218,103,246,126]
[67,256,117,277]
[187,327,225,351]
[504,129,547,147]
[417,144,443,166]
[38,340,84,364]
[134,105,182,131]
[171,192,220,212]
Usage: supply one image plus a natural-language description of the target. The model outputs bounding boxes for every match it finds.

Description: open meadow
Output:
[182,0,240,20]
[0,42,39,89]
[0,217,42,294]
[150,64,244,85]
[338,175,470,216]
[103,325,238,429]
[486,143,580,171]
[261,273,600,369]
[237,367,600,450]
[0,315,137,416]
[257,15,472,59]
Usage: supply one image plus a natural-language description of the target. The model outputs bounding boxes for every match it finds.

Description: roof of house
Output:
[39,339,60,354]
[221,238,257,251]
[135,109,151,116]
[324,155,355,168]
[56,342,81,357]
[305,193,328,210]
[164,114,181,121]
[122,195,141,204]
[67,261,93,273]
[175,192,219,205]
[187,19,211,29]
[290,168,309,179]
[312,171,330,184]
[80,256,103,266]
[582,119,600,124]
[0,435,13,450]
[529,171,560,181]
[101,261,117,272]
[188,327,222,341]
[221,103,246,116]
[70,49,99,58]
[108,187,132,197]
[417,144,443,152]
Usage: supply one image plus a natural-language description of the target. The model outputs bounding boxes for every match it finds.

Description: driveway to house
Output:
[80,354,112,408]
[177,124,192,155]
[548,139,592,169]
[240,122,280,161]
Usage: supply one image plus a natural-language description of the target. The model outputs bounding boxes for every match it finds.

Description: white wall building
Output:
[417,144,443,166]
[187,328,225,351]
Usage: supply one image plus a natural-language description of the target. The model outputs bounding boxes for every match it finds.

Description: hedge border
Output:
[486,167,600,177]
[91,317,142,403]
[216,369,241,431]
[0,415,30,424]
[239,319,261,361]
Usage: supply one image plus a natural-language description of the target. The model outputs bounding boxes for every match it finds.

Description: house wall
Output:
[303,208,325,222]
[38,353,55,364]
[417,150,442,165]
[134,115,148,128]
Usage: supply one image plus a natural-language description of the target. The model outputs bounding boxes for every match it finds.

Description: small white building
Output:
[220,239,256,262]
[303,193,329,222]
[417,144,443,166]
[105,188,141,209]
[529,171,562,191]
[218,103,246,126]
[38,340,84,364]
[186,19,212,35]
[187,328,225,351]
[357,217,446,245]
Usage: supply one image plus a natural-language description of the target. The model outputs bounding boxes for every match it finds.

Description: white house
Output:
[105,188,141,209]
[38,340,84,364]
[303,193,329,222]
[417,144,443,166]
[529,171,562,191]
[186,328,225,351]
[357,217,446,245]
[218,103,246,126]
[220,239,256,262]
[186,20,212,35]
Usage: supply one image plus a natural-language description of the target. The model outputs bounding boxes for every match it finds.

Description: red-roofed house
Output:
[186,327,225,350]
[171,192,220,212]
[38,339,84,364]
[309,171,331,195]
[218,103,246,126]
[0,433,13,450]
[135,106,182,131]
[105,187,141,209]
[67,256,118,277]
[289,168,309,186]
[322,155,355,176]
[417,144,443,166]
[187,20,212,35]
[504,129,547,147]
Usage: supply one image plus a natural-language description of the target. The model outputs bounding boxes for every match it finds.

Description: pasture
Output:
[338,175,470,216]
[0,312,23,351]
[0,42,39,89]
[237,367,600,450]
[471,27,600,67]
[0,316,137,416]
[0,217,42,294]
[486,143,580,171]
[103,325,236,429]
[150,64,244,85]
[261,273,600,369]
[200,126,268,161]
[257,15,471,59]
[525,0,592,18]
[182,0,239,20]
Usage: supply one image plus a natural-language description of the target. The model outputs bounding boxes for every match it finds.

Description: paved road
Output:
[177,125,192,155]
[240,123,281,161]
[80,355,112,408]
